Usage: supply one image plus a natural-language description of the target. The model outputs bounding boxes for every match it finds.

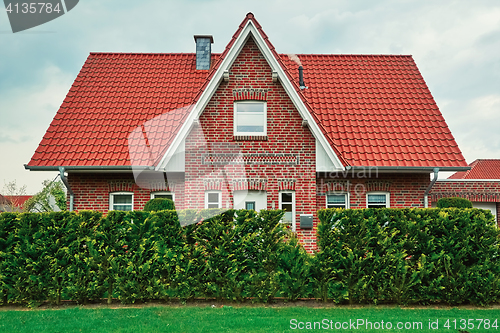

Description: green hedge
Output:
[437,197,473,208]
[0,209,310,306]
[1,208,499,306]
[316,208,500,305]
[143,198,175,212]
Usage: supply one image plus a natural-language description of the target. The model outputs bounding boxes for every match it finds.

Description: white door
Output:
[233,190,267,212]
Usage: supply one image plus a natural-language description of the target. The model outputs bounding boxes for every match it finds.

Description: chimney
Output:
[194,35,214,70]
[299,66,306,89]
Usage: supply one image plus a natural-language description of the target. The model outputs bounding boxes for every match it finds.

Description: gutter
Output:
[424,167,439,208]
[345,166,470,172]
[24,165,154,172]
[59,167,75,211]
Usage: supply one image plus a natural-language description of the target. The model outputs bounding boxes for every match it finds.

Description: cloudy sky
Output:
[1,0,499,194]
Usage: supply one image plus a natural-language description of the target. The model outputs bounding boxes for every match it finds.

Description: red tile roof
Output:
[27,13,466,169]
[449,159,500,179]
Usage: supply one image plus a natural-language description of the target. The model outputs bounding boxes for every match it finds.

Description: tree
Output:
[1,180,27,212]
[24,179,66,212]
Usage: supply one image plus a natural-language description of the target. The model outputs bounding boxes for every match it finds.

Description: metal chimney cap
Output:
[194,35,214,43]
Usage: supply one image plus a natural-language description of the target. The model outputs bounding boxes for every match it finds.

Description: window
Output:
[245,201,256,210]
[150,192,175,201]
[367,192,390,208]
[326,193,349,209]
[205,191,221,209]
[234,101,266,136]
[279,191,295,230]
[110,192,133,211]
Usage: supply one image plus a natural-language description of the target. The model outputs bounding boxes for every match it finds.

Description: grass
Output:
[1,304,500,332]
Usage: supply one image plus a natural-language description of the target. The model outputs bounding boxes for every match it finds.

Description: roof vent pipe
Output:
[194,35,214,70]
[299,66,306,89]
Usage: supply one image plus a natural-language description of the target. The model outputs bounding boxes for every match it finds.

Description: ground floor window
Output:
[110,192,133,211]
[205,191,221,209]
[367,192,390,208]
[151,192,174,201]
[279,191,295,230]
[326,193,349,208]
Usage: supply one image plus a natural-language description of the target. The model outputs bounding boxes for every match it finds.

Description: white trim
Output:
[205,191,222,209]
[233,101,267,136]
[150,192,175,201]
[155,18,345,172]
[366,192,390,208]
[109,192,134,211]
[279,190,296,231]
[326,192,350,209]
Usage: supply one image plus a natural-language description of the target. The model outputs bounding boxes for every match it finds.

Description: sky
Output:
[0,0,499,194]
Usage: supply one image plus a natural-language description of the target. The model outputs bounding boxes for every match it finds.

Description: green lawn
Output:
[1,304,500,332]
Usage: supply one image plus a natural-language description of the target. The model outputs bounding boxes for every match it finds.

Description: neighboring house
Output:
[431,159,500,223]
[26,13,468,251]
[0,194,31,212]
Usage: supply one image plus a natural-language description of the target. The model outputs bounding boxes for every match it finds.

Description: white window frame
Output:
[326,193,349,209]
[109,192,134,211]
[234,101,267,136]
[366,192,390,208]
[150,192,175,201]
[205,191,222,209]
[279,191,296,231]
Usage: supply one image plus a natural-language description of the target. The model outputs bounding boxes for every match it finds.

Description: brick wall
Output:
[316,172,431,209]
[67,172,185,213]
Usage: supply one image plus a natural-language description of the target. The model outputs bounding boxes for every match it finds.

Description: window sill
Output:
[233,135,268,141]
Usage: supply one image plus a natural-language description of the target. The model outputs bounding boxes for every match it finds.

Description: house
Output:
[25,13,469,251]
[0,194,30,212]
[430,159,500,223]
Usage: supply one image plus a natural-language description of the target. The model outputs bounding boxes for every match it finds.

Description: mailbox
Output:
[300,214,313,229]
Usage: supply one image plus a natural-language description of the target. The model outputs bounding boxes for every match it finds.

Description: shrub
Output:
[437,197,473,208]
[143,198,175,212]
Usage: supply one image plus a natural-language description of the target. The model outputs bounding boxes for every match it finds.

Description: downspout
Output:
[59,167,74,211]
[424,167,439,208]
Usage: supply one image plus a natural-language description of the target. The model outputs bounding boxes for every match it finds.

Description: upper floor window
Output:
[110,192,133,211]
[234,101,266,136]
[367,192,390,208]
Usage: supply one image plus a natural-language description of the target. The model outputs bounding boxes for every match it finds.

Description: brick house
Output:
[431,159,500,223]
[26,13,468,251]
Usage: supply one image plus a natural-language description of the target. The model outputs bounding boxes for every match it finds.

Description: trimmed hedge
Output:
[143,198,175,211]
[316,208,500,305]
[0,209,310,306]
[437,197,473,208]
[1,207,499,306]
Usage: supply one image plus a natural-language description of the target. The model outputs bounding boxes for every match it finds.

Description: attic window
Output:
[234,101,266,136]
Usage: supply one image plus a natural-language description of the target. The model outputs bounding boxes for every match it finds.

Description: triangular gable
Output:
[156,13,345,171]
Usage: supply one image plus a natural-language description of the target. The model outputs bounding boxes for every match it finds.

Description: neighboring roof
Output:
[448,159,500,179]
[26,13,467,170]
[4,195,32,208]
